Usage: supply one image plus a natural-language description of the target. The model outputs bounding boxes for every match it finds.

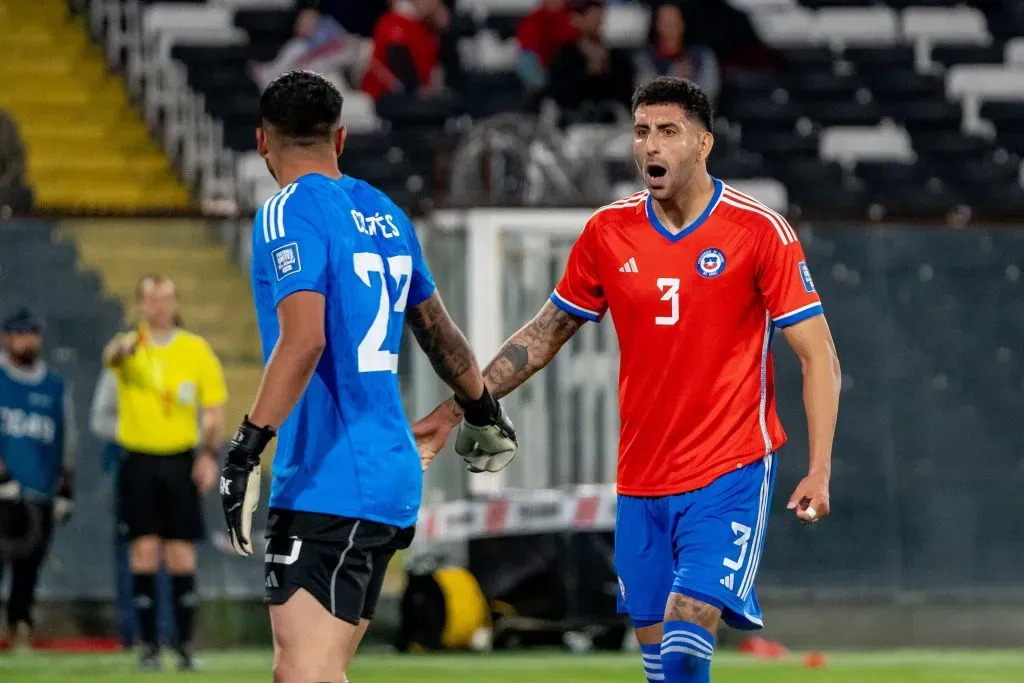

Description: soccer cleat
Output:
[139,645,161,671]
[177,645,198,672]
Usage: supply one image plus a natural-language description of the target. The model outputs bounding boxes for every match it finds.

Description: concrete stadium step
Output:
[58,221,221,249]
[0,0,188,213]
[31,166,175,190]
[36,185,191,212]
[30,154,170,178]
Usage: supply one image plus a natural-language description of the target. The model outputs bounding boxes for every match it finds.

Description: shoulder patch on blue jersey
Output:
[798,260,815,293]
[272,242,302,281]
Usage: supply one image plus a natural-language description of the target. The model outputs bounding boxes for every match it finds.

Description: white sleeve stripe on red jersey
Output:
[591,191,648,219]
[550,290,601,322]
[772,302,824,327]
[720,190,797,245]
[722,186,798,242]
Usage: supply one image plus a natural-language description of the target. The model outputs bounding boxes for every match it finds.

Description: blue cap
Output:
[2,307,43,335]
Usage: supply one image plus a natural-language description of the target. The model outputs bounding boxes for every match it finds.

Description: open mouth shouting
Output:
[645,162,668,190]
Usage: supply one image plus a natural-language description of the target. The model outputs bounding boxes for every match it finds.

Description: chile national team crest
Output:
[697,248,727,278]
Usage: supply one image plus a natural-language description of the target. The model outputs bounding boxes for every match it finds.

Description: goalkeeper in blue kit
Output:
[218,71,518,683]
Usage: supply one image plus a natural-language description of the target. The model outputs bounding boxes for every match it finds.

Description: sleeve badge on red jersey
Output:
[697,248,727,278]
[798,260,816,293]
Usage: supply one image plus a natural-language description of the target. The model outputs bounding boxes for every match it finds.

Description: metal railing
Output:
[87,0,237,211]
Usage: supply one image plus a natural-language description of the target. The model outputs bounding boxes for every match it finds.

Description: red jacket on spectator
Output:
[516,5,579,69]
[361,8,439,99]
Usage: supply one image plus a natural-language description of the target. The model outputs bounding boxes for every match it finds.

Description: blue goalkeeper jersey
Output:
[250,173,436,528]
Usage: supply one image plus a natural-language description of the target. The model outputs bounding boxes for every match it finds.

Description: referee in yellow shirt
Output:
[102,274,226,672]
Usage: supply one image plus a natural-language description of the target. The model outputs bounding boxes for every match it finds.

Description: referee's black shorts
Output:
[118,449,204,541]
[263,508,415,625]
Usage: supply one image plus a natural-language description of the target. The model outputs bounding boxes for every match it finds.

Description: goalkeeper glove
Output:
[454,387,518,473]
[221,416,275,557]
[53,471,74,524]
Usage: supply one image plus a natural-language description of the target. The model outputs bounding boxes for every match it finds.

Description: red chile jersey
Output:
[551,179,823,497]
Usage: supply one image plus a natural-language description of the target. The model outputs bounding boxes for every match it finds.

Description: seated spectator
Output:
[0,109,32,214]
[515,0,578,92]
[548,0,635,119]
[249,8,356,92]
[636,3,720,104]
[362,0,449,100]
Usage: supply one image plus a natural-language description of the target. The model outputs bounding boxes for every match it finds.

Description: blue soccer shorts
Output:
[615,453,777,630]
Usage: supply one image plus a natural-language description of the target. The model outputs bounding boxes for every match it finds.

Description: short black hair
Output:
[259,70,343,145]
[631,76,713,133]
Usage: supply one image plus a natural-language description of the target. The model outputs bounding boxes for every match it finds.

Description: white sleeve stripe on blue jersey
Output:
[261,183,298,244]
[270,184,298,242]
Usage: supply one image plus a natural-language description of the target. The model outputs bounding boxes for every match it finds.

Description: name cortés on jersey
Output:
[351,210,401,239]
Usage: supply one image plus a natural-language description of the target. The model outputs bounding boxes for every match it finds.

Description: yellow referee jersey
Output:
[108,327,227,454]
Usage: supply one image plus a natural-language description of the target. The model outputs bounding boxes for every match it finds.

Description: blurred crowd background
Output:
[1,0,1024,655]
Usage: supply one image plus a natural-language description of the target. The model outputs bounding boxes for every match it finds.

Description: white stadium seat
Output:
[724,179,788,213]
[143,4,235,36]
[603,4,650,49]
[1005,38,1024,68]
[903,7,991,70]
[947,66,1024,100]
[340,92,381,133]
[751,8,820,47]
[464,31,519,72]
[816,7,899,49]
[947,65,1024,133]
[455,0,537,20]
[726,0,797,12]
[819,124,915,167]
[210,0,294,9]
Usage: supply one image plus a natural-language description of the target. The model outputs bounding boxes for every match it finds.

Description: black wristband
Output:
[227,416,276,468]
[454,387,499,427]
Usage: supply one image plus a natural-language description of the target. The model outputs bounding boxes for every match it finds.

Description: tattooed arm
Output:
[405,291,485,403]
[483,300,585,399]
[410,299,584,467]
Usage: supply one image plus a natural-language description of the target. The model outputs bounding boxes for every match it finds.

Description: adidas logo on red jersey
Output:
[618,257,638,273]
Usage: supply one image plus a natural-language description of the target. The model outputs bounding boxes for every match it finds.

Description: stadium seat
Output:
[723,178,788,212]
[725,0,797,12]
[602,4,650,49]
[816,7,900,49]
[1005,38,1024,67]
[340,92,380,133]
[902,6,992,70]
[750,8,820,47]
[455,0,536,21]
[819,124,915,167]
[461,31,519,72]
[945,65,1024,133]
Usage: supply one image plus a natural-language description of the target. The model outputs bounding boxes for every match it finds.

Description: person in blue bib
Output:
[0,307,75,650]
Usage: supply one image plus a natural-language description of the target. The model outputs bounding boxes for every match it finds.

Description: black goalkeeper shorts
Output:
[263,508,415,625]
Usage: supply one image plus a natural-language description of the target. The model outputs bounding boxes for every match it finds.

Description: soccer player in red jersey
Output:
[414,77,841,683]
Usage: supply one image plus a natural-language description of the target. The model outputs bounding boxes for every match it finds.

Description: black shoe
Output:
[139,645,161,671]
[177,646,198,672]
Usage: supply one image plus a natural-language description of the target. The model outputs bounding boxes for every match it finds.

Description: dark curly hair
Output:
[631,76,713,133]
[259,70,343,146]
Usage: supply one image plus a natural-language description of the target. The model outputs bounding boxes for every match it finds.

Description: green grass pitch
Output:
[2,649,1023,682]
